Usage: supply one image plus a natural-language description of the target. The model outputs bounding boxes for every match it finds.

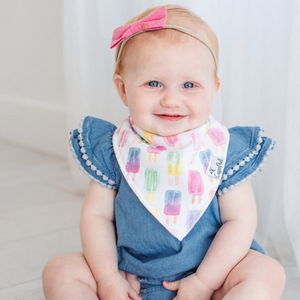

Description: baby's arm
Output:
[80,180,141,300]
[195,180,257,290]
[164,180,257,299]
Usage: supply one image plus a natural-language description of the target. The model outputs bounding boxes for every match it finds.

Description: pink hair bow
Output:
[110,6,167,48]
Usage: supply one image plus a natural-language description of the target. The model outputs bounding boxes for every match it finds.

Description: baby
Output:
[42,5,286,300]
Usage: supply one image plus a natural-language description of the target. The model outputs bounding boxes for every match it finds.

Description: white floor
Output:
[0,142,300,300]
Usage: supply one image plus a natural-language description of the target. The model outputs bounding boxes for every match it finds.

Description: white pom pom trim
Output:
[217,128,275,196]
[69,120,117,189]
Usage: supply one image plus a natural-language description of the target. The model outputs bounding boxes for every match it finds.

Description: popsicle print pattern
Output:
[186,210,202,232]
[205,118,211,134]
[144,168,159,203]
[166,152,182,185]
[208,128,226,152]
[117,129,130,156]
[188,170,204,204]
[199,149,212,173]
[143,130,156,144]
[149,207,159,219]
[119,130,130,148]
[164,135,183,150]
[126,147,141,181]
[147,146,166,163]
[190,132,202,164]
[164,190,181,224]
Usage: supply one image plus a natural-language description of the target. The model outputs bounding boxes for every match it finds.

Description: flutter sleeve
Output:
[217,126,275,196]
[69,116,118,190]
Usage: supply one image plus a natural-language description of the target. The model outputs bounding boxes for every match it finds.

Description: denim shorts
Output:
[140,283,177,300]
[139,276,180,300]
[138,272,197,300]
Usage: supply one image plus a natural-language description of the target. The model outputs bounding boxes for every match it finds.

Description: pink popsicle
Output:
[164,135,179,147]
[147,145,166,154]
[190,132,201,152]
[208,128,226,146]
[188,170,204,204]
[118,130,129,148]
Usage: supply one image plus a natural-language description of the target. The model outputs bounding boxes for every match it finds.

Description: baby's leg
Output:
[42,252,98,300]
[211,250,286,300]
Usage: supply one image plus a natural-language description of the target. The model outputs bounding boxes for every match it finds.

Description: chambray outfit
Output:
[70,117,274,300]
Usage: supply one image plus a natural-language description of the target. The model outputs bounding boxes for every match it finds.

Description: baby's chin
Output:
[133,118,207,137]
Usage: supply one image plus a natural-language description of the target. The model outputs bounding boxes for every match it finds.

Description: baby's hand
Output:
[97,271,141,300]
[163,273,214,300]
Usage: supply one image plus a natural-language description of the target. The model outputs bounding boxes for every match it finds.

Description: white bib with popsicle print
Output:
[112,115,229,241]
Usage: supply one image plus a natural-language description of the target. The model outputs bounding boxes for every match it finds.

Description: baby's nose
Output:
[160,90,182,107]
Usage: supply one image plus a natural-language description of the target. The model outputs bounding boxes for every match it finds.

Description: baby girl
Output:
[42,5,285,300]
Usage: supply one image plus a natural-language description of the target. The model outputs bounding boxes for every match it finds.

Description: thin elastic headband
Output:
[110,6,218,71]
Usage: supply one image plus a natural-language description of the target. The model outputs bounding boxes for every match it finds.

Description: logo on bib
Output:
[208,156,225,180]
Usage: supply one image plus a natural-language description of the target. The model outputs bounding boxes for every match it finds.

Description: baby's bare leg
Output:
[212,250,286,300]
[42,252,98,300]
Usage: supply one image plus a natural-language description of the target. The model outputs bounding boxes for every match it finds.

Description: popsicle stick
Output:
[173,216,177,224]
[175,176,179,186]
[148,153,152,162]
[152,194,156,203]
[191,155,195,165]
[168,176,172,185]
[146,193,150,202]
[149,136,156,143]
[198,195,202,204]
[154,154,157,163]
[166,216,170,224]
[117,150,122,158]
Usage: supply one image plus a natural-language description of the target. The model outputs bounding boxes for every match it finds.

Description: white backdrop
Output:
[63,0,300,269]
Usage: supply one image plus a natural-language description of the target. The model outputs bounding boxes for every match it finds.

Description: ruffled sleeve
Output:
[69,117,118,190]
[217,126,275,196]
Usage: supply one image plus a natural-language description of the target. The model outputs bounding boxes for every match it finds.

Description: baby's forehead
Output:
[128,28,199,48]
[122,36,216,78]
[126,33,213,61]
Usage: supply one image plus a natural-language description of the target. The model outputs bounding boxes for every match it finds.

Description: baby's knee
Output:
[228,252,286,299]
[42,253,88,295]
[259,256,286,297]
[42,255,70,290]
[42,255,63,297]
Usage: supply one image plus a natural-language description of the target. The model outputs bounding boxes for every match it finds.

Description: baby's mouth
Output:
[154,114,187,122]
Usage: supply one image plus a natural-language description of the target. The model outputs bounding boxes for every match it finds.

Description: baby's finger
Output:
[126,272,141,294]
[163,280,180,291]
[128,288,142,300]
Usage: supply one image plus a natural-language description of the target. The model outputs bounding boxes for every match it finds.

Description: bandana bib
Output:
[113,116,229,241]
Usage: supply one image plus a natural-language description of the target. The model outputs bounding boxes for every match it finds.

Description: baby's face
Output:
[114,34,220,137]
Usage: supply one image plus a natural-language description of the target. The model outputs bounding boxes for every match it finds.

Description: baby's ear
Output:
[214,77,221,96]
[113,74,128,106]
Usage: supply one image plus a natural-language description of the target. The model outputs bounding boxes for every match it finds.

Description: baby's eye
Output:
[148,81,161,87]
[183,82,194,89]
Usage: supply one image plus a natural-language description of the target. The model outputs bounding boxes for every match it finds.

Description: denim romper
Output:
[70,117,275,300]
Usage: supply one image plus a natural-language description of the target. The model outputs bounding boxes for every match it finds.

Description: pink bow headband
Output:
[110,6,218,71]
